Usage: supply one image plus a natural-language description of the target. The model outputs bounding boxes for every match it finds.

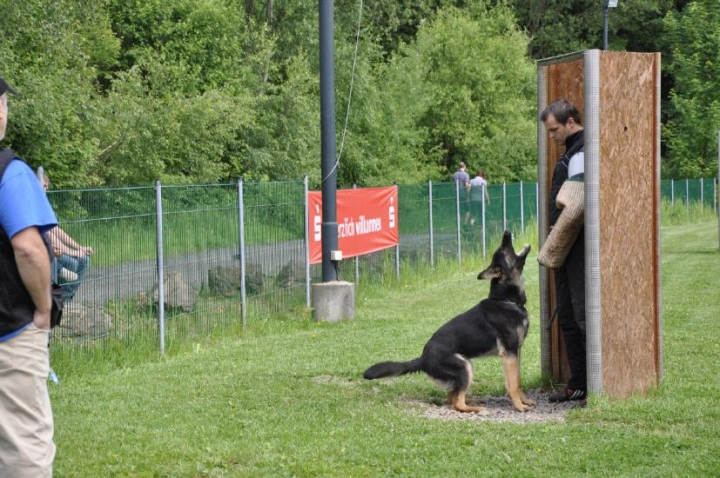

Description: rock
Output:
[244,264,264,296]
[207,263,263,297]
[208,265,241,297]
[150,271,198,312]
[275,260,305,289]
[53,302,112,339]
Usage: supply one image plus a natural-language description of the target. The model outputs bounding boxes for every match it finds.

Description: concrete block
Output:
[311,281,356,322]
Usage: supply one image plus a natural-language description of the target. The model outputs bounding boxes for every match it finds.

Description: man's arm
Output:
[12,226,52,329]
[52,226,93,256]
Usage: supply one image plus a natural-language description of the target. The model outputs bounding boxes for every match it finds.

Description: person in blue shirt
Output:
[0,76,58,477]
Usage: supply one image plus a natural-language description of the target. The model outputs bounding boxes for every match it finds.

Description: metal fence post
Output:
[455,179,461,264]
[520,181,525,232]
[701,178,704,211]
[428,181,434,268]
[395,244,400,279]
[155,181,166,355]
[238,179,247,327]
[394,183,400,279]
[686,178,690,215]
[481,190,486,258]
[304,176,311,307]
[671,180,675,204]
[502,182,507,232]
[353,184,360,284]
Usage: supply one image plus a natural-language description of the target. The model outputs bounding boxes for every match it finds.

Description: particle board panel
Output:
[598,52,661,397]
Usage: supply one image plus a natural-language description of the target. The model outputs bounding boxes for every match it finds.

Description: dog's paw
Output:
[511,397,536,412]
[521,397,537,407]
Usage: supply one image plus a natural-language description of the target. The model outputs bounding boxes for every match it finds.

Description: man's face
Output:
[543,113,575,147]
[0,94,7,141]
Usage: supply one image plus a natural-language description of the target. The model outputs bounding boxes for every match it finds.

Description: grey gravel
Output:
[315,376,585,424]
[414,388,585,423]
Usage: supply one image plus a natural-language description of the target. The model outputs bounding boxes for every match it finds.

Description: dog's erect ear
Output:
[477,266,502,280]
[517,245,531,259]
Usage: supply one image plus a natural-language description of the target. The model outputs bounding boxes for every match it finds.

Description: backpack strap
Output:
[0,148,18,180]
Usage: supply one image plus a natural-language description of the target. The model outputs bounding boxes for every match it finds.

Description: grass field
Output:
[50,218,720,477]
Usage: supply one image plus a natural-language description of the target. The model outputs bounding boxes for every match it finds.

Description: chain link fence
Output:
[46,177,717,355]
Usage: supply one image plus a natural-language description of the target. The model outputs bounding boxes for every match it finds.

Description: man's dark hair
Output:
[540,99,582,126]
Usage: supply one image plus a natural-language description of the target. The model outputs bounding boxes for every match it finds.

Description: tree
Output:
[0,0,119,188]
[404,5,537,182]
[662,1,720,178]
[509,0,675,58]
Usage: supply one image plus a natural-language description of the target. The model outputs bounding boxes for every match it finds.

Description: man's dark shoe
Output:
[549,388,587,403]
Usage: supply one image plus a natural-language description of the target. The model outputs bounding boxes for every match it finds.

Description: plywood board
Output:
[598,52,661,397]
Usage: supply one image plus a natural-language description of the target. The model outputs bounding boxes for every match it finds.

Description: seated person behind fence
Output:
[40,171,93,301]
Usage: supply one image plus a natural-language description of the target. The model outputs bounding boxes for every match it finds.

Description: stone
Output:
[208,265,241,297]
[275,260,305,289]
[150,271,199,312]
[53,302,112,339]
[207,263,263,297]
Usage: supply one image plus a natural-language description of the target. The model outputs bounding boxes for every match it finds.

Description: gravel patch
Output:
[413,388,585,423]
[314,376,584,424]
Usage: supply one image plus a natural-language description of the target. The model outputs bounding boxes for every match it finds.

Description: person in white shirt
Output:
[469,170,490,226]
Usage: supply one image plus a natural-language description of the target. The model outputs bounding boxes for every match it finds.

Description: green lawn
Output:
[50,219,720,477]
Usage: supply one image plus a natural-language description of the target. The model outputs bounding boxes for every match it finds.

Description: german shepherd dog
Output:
[363,231,536,412]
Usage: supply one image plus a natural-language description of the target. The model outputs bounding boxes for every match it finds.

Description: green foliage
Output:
[410,5,536,182]
[95,70,255,185]
[662,1,720,179]
[0,0,715,187]
[514,0,675,58]
[0,0,117,187]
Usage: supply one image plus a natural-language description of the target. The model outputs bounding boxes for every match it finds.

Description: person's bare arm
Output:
[48,226,93,257]
[12,226,52,330]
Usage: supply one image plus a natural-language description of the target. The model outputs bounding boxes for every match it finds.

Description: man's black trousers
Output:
[553,231,586,391]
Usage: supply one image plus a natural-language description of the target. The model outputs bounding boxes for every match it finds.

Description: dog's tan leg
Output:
[515,351,536,407]
[502,354,532,412]
[450,357,485,413]
[451,389,486,413]
[446,389,457,405]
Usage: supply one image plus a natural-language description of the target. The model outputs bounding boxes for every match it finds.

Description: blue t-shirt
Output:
[0,160,57,238]
[0,159,57,341]
[452,170,470,186]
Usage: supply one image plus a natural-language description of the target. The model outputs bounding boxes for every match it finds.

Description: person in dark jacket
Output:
[0,76,58,477]
[540,99,587,403]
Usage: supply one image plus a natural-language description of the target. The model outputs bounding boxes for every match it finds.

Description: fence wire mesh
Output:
[45,177,715,356]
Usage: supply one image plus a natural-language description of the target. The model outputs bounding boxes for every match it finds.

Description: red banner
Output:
[308,186,398,264]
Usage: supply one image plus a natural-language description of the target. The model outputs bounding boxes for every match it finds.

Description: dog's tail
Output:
[363,358,422,380]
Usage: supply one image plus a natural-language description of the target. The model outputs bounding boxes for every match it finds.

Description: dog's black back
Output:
[364,231,531,407]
